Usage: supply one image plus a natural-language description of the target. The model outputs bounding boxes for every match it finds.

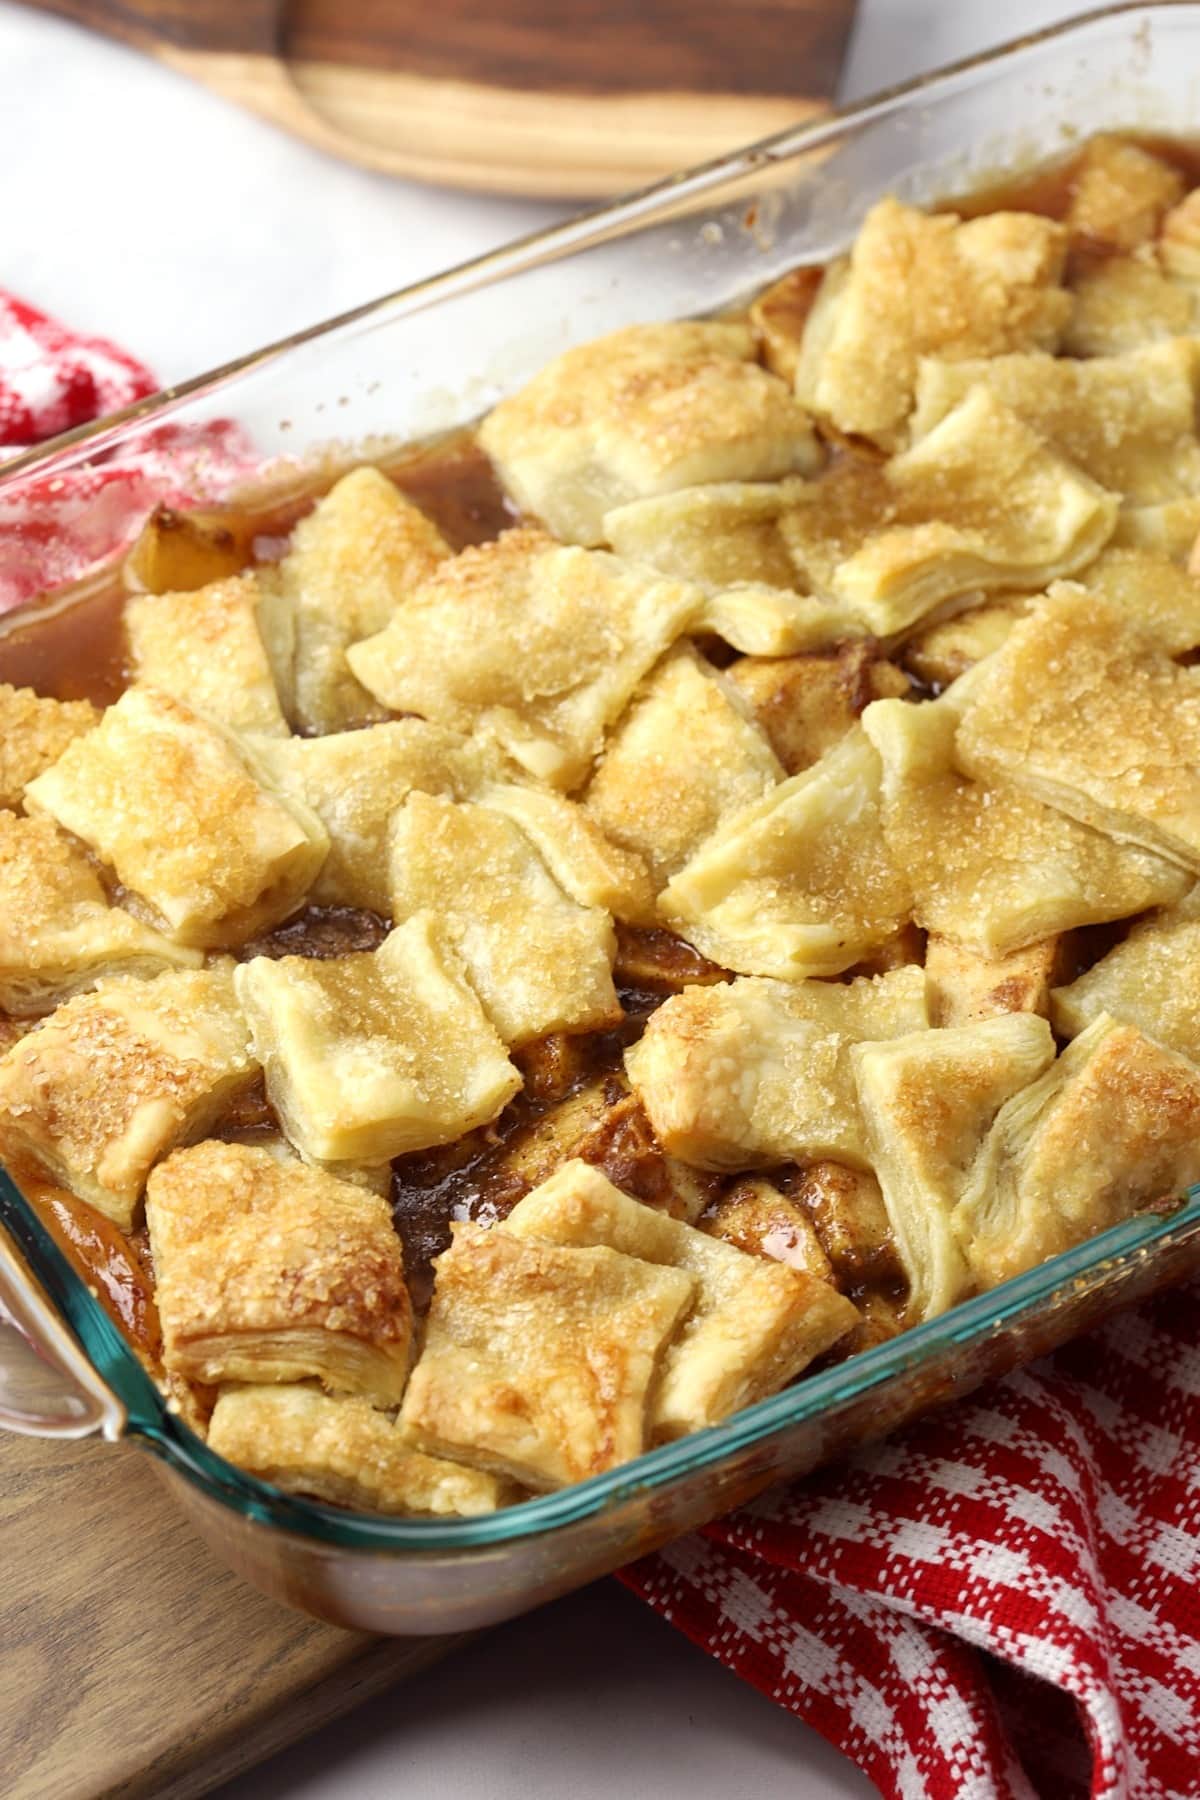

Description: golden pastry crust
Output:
[399,1219,696,1489]
[1067,136,1185,254]
[125,572,290,737]
[388,793,620,1047]
[909,340,1200,505]
[1063,255,1200,358]
[478,321,820,546]
[1051,888,1200,1060]
[235,913,521,1164]
[956,1014,1200,1289]
[476,783,656,926]
[863,691,1187,953]
[724,643,911,776]
[1112,496,1200,559]
[347,528,705,789]
[793,197,1070,444]
[503,1161,857,1437]
[955,585,1200,873]
[1077,547,1200,654]
[658,727,912,980]
[852,1015,1056,1320]
[624,966,928,1171]
[147,1140,413,1402]
[280,465,452,733]
[24,686,330,949]
[900,596,1032,688]
[207,1386,509,1515]
[0,812,202,1014]
[783,388,1118,631]
[583,646,783,891]
[0,965,256,1228]
[750,267,824,384]
[0,683,99,811]
[246,719,487,916]
[924,933,1069,1029]
[602,486,861,654]
[1160,188,1200,282]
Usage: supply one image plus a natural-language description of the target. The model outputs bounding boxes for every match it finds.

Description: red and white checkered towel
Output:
[0,293,254,613]
[7,294,1200,1800]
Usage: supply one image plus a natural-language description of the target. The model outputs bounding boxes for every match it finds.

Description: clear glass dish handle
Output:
[0,1231,125,1440]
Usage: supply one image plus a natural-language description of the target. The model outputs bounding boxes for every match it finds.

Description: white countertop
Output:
[0,2,1083,1794]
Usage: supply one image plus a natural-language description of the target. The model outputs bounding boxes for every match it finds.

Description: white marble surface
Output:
[0,1,1085,1794]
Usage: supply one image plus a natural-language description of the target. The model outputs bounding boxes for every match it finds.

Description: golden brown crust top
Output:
[0,682,99,811]
[147,1140,412,1381]
[400,1219,695,1489]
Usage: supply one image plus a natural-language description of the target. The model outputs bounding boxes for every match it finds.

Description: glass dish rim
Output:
[0,1,1172,493]
[5,1163,1198,1551]
[1,0,1195,1553]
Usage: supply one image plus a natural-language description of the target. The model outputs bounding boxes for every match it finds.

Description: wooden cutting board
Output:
[1,1430,467,1800]
[21,0,858,197]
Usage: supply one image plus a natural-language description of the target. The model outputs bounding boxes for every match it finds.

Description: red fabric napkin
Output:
[7,294,1200,1800]
[0,293,254,613]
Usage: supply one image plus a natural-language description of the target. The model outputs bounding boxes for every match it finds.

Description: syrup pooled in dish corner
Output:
[6,132,1200,1514]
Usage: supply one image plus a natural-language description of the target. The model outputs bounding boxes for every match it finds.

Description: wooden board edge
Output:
[154,48,832,196]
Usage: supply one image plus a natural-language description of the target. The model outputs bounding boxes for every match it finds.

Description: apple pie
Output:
[5,134,1200,1517]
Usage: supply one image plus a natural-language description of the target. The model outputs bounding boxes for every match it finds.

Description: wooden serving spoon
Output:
[21,0,857,198]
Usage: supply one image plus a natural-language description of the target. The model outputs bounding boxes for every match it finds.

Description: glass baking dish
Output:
[4,1,1200,1636]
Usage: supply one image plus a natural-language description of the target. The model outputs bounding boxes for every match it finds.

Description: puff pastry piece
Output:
[1051,887,1200,1061]
[125,572,291,737]
[400,1219,696,1489]
[476,783,656,925]
[503,1161,857,1438]
[0,683,98,811]
[279,465,451,733]
[909,340,1200,505]
[603,486,863,654]
[207,1387,508,1516]
[658,727,911,980]
[611,391,1115,639]
[24,686,329,949]
[1112,496,1200,560]
[477,321,820,546]
[1064,256,1200,358]
[388,793,619,1046]
[793,197,1070,445]
[625,966,928,1171]
[1066,136,1185,254]
[955,585,1200,873]
[246,719,487,916]
[901,596,1032,689]
[0,965,256,1227]
[235,912,521,1164]
[956,1014,1200,1290]
[862,691,1187,954]
[1160,188,1200,283]
[852,1015,1056,1321]
[785,388,1118,630]
[146,1140,413,1403]
[347,528,706,789]
[1077,547,1200,655]
[0,812,202,1014]
[583,646,783,891]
